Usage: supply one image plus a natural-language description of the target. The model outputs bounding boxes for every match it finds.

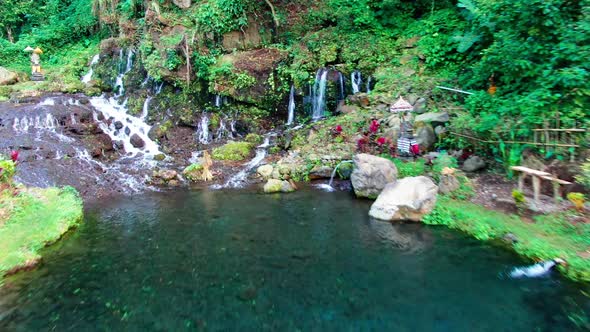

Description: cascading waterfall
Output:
[81,54,100,84]
[351,70,362,94]
[366,76,372,93]
[114,49,134,97]
[90,96,162,158]
[13,113,59,134]
[215,117,235,141]
[196,113,210,144]
[287,85,296,126]
[214,133,275,189]
[312,68,328,121]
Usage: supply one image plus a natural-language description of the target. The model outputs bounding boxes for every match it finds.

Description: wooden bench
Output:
[511,166,572,203]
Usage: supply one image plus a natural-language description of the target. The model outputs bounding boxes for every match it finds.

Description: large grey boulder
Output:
[0,67,18,85]
[350,154,398,199]
[257,165,274,179]
[172,0,191,9]
[369,176,438,222]
[415,112,449,123]
[415,125,436,150]
[462,155,486,172]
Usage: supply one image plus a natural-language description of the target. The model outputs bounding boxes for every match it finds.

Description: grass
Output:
[425,196,590,282]
[0,186,83,281]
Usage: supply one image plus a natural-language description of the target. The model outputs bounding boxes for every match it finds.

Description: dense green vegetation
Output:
[1,1,587,144]
[0,186,83,281]
[424,196,590,282]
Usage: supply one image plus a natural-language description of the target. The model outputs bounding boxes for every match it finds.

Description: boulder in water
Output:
[114,121,124,130]
[130,134,145,148]
[309,165,333,180]
[369,176,438,222]
[350,154,398,199]
[263,179,295,193]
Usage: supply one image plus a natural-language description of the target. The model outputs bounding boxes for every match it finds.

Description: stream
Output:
[0,189,588,331]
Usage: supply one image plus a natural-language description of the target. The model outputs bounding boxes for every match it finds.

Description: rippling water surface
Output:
[1,189,588,331]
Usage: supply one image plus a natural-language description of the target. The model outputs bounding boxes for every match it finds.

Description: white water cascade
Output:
[509,260,563,278]
[312,68,329,121]
[81,54,100,84]
[114,49,134,97]
[214,133,275,189]
[13,113,59,134]
[366,76,372,93]
[90,96,162,158]
[351,70,362,94]
[287,85,296,126]
[215,117,236,141]
[196,113,211,144]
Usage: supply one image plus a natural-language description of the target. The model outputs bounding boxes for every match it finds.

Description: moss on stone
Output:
[212,141,253,161]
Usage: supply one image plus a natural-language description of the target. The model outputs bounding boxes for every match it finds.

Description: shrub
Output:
[576,159,590,189]
[0,156,16,185]
[567,192,586,212]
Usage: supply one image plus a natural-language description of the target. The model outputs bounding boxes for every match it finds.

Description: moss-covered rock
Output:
[263,179,295,194]
[212,141,253,161]
[183,163,205,182]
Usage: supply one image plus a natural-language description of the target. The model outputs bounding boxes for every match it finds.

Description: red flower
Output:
[10,150,19,162]
[369,120,380,133]
[376,137,386,146]
[335,125,343,133]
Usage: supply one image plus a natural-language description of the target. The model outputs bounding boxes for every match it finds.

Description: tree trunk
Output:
[264,0,279,39]
[6,26,13,43]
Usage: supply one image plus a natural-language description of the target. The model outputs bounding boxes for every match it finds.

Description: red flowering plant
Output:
[331,124,346,143]
[356,119,395,156]
[0,150,18,189]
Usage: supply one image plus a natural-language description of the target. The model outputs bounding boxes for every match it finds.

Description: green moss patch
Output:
[212,141,253,161]
[424,196,590,282]
[0,186,83,280]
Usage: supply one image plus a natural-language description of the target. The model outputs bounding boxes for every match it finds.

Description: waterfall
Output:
[89,96,162,158]
[213,133,275,189]
[287,85,296,126]
[338,72,345,101]
[81,54,100,84]
[13,113,59,133]
[214,95,223,108]
[215,117,235,141]
[366,76,372,93]
[312,69,329,121]
[141,96,152,121]
[114,49,134,97]
[351,70,362,94]
[196,113,210,144]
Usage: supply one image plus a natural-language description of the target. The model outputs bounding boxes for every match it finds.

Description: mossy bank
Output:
[0,186,83,282]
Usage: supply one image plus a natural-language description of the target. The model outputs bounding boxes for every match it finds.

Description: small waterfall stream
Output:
[81,54,100,84]
[366,76,372,93]
[315,160,353,192]
[114,49,134,97]
[312,69,328,121]
[351,70,362,94]
[213,133,275,189]
[287,85,296,126]
[196,113,210,144]
[338,72,345,101]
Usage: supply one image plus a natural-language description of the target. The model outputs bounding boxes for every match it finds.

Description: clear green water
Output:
[1,189,589,331]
